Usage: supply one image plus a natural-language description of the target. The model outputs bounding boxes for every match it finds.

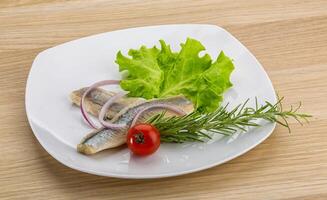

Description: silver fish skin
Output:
[70,87,144,120]
[77,96,193,154]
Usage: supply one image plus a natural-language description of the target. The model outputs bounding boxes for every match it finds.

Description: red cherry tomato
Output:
[127,123,160,156]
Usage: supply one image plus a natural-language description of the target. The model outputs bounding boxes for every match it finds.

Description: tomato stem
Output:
[134,132,145,144]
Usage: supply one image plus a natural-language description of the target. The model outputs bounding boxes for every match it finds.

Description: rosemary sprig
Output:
[147,97,311,143]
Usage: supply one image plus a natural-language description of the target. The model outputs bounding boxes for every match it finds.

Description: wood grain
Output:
[0,0,326,199]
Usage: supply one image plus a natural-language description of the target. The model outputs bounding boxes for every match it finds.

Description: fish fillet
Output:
[70,87,144,120]
[77,96,194,154]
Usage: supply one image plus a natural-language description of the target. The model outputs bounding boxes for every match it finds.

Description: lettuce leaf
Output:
[116,38,234,112]
[116,46,163,99]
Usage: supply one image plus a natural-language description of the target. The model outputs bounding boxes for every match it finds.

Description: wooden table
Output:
[1,1,327,199]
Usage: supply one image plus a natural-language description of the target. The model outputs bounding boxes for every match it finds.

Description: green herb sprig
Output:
[147,97,311,143]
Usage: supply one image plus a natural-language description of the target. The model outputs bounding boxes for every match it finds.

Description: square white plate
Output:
[26,24,276,179]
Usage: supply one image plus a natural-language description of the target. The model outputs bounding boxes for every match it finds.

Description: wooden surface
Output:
[1,0,327,199]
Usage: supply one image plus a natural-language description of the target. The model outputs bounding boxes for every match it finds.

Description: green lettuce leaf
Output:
[116,38,234,112]
[116,46,163,99]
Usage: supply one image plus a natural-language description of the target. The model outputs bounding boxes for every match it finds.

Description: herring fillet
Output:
[70,87,144,120]
[77,96,194,154]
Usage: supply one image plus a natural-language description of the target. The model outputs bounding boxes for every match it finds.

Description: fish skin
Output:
[77,96,194,154]
[70,87,144,120]
[77,128,127,154]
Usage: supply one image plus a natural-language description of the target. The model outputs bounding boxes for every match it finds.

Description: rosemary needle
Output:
[147,97,311,143]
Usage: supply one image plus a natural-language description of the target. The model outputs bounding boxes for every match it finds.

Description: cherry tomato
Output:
[127,123,160,156]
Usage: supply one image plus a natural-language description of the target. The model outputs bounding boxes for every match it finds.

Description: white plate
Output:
[26,24,276,179]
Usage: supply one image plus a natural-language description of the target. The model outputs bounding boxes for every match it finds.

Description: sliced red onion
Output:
[80,80,120,129]
[99,91,128,129]
[131,104,186,127]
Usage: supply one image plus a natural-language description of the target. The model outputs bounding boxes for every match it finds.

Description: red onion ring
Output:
[130,104,187,127]
[80,80,120,129]
[81,80,187,131]
[99,91,128,129]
